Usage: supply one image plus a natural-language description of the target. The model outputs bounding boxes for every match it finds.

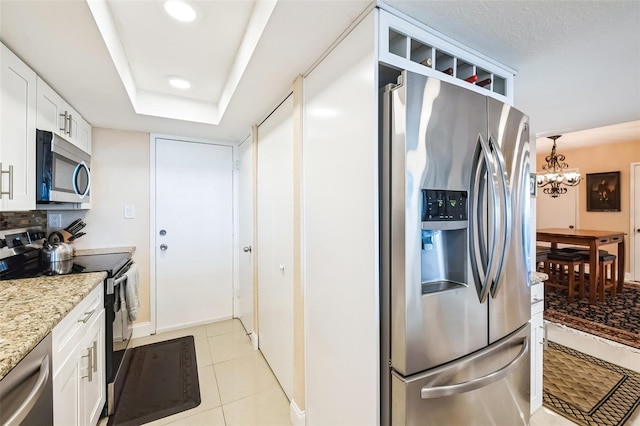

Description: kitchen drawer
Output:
[530,283,544,316]
[52,285,103,376]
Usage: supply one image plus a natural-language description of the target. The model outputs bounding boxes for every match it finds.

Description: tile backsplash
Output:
[0,211,47,230]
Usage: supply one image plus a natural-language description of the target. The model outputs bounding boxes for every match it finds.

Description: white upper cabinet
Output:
[0,43,36,211]
[36,76,91,154]
[36,76,65,135]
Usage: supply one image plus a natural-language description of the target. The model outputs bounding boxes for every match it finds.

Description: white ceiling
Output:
[1,0,639,147]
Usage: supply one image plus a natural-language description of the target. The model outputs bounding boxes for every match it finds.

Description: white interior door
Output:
[257,95,294,400]
[633,163,640,281]
[238,135,254,333]
[155,137,234,333]
[536,169,579,231]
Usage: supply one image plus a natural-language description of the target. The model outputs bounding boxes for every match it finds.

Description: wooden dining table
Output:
[536,228,626,304]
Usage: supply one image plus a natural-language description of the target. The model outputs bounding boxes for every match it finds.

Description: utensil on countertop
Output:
[64,219,83,233]
[48,231,65,243]
[40,240,74,275]
[66,220,86,235]
[69,232,86,241]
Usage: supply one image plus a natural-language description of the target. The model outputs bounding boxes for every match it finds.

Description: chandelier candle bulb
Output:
[536,135,582,197]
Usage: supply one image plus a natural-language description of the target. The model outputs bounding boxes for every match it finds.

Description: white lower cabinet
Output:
[530,282,544,414]
[53,285,105,426]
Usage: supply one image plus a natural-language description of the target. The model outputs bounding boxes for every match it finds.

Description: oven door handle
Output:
[1,355,50,426]
[114,274,128,286]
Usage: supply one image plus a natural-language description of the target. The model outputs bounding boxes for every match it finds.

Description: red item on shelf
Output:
[476,78,492,87]
[464,75,478,83]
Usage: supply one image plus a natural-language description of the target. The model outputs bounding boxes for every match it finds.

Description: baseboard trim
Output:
[250,332,259,351]
[290,400,306,426]
[131,321,153,339]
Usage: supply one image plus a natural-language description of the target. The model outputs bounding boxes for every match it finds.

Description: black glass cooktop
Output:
[0,251,131,280]
[72,253,131,276]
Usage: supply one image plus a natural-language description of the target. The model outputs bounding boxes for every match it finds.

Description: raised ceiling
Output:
[1,0,638,147]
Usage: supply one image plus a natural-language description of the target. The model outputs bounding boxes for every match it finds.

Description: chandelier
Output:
[536,135,581,198]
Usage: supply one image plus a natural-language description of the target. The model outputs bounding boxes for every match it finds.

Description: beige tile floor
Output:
[107,319,291,426]
[103,318,640,426]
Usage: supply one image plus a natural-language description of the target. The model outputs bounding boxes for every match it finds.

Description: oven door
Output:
[112,274,133,343]
[105,263,134,415]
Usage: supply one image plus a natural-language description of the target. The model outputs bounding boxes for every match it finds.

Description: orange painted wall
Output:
[536,139,640,274]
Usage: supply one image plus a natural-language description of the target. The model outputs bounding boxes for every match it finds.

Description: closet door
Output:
[257,95,294,399]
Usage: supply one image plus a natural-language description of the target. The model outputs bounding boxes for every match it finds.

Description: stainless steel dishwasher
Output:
[0,333,53,426]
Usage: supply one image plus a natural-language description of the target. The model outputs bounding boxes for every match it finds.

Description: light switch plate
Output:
[49,213,62,228]
[124,204,135,219]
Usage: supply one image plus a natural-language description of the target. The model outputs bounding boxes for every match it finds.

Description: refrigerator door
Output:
[387,72,489,376]
[391,324,530,426]
[487,98,532,343]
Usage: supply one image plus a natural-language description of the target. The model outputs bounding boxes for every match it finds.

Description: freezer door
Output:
[487,98,532,343]
[387,71,489,376]
[391,324,530,426]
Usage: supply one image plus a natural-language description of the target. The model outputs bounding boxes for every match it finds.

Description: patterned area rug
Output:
[543,342,640,425]
[544,282,640,349]
[108,336,201,426]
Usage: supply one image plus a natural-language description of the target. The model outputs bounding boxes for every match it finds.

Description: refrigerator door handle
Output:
[474,135,500,303]
[489,139,512,297]
[419,338,529,399]
[469,148,488,300]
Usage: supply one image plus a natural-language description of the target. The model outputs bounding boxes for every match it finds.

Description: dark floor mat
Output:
[108,336,201,426]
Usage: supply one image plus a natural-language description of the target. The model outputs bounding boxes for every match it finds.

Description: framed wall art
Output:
[529,173,537,197]
[586,171,620,212]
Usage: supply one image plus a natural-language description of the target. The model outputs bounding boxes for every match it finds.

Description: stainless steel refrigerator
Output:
[381,71,532,425]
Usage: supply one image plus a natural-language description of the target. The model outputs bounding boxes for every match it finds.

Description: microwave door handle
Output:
[73,161,90,199]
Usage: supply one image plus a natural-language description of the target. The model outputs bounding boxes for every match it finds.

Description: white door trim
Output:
[149,133,239,334]
[630,162,640,282]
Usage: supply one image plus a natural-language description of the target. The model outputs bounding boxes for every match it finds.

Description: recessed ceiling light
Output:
[167,76,191,89]
[163,0,197,22]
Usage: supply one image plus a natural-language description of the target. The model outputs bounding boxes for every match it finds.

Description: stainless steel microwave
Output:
[36,129,91,204]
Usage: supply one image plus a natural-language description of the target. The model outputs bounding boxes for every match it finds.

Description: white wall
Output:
[56,128,151,324]
[303,10,378,425]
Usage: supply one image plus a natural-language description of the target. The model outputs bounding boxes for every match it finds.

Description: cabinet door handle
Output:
[78,309,96,323]
[81,347,93,382]
[67,114,73,137]
[59,111,68,134]
[92,340,98,373]
[0,163,14,200]
[531,297,543,304]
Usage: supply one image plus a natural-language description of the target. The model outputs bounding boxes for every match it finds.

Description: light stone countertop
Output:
[530,271,548,284]
[75,246,136,256]
[0,272,107,380]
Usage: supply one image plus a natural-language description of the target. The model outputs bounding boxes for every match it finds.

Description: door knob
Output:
[160,244,168,251]
[569,225,574,229]
[243,246,252,253]
[637,229,640,233]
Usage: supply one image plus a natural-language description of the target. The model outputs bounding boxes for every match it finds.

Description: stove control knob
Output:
[160,244,168,251]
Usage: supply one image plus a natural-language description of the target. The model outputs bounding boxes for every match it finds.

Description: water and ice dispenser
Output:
[420,189,468,294]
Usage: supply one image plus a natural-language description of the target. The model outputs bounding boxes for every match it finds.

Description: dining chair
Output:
[542,251,585,303]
